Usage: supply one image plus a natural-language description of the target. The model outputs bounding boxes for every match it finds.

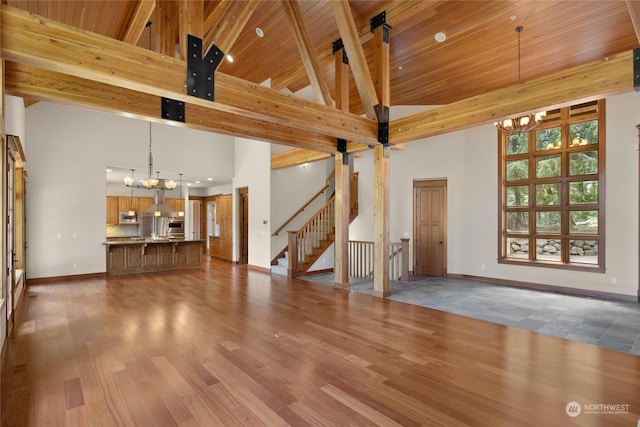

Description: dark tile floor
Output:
[298,273,640,355]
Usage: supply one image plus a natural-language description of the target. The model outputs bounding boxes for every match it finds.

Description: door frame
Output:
[413,179,448,277]
[237,187,248,265]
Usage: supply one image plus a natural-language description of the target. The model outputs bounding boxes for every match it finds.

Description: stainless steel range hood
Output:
[142,180,179,217]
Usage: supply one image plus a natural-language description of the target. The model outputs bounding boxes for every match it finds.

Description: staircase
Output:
[271,173,358,278]
[271,251,289,276]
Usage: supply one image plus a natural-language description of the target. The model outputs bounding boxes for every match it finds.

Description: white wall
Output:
[270,158,332,256]
[350,92,639,297]
[5,95,26,144]
[233,137,271,269]
[25,102,235,278]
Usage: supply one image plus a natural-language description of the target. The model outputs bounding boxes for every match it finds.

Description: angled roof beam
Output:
[121,0,156,45]
[626,0,640,44]
[281,0,333,106]
[271,1,434,91]
[203,0,258,55]
[0,4,377,145]
[5,61,338,153]
[330,0,378,120]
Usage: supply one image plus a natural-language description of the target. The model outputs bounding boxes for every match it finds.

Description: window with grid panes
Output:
[498,100,605,271]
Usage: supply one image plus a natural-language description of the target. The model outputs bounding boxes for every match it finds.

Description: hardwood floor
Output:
[2,259,640,426]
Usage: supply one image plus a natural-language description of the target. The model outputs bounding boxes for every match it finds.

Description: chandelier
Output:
[123,20,176,191]
[495,26,546,135]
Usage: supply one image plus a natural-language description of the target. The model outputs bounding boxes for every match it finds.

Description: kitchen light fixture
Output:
[495,26,546,135]
[122,20,177,191]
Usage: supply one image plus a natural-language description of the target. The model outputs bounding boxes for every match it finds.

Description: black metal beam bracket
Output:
[634,47,640,92]
[161,97,185,123]
[370,11,391,43]
[332,38,349,64]
[187,34,225,101]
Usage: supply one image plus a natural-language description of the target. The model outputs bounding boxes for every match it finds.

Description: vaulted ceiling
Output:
[3,0,640,168]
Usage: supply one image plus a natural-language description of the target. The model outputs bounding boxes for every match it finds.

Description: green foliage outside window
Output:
[500,100,603,269]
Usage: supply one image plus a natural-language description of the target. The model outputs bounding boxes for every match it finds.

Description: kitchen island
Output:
[106,238,204,276]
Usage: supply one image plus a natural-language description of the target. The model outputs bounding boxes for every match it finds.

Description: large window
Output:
[498,100,605,271]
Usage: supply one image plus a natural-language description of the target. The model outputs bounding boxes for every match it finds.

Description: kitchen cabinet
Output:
[218,194,233,261]
[118,196,139,212]
[138,197,154,212]
[209,236,221,258]
[106,196,119,225]
[106,239,203,276]
[165,198,184,212]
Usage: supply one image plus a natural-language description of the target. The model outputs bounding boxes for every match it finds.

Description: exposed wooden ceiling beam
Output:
[121,0,156,45]
[271,148,333,170]
[330,0,378,120]
[0,4,377,145]
[4,61,338,153]
[270,49,634,169]
[270,1,435,92]
[203,0,259,55]
[626,0,640,44]
[391,49,634,144]
[281,0,333,106]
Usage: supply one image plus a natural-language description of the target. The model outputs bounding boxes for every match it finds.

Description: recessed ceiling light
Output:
[195,181,201,184]
[226,54,234,63]
[207,178,213,181]
[434,32,446,43]
[256,27,264,38]
[187,183,192,186]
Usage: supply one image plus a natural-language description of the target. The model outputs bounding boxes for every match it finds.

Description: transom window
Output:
[498,100,605,271]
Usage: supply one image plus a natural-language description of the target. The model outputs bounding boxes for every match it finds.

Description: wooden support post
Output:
[334,153,349,288]
[333,40,350,288]
[155,0,177,56]
[372,13,391,298]
[179,0,203,60]
[373,144,390,297]
[287,231,298,279]
[401,237,410,283]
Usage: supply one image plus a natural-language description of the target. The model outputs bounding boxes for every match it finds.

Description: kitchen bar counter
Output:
[106,239,204,276]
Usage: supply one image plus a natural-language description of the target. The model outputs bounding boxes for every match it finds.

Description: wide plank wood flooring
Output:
[2,259,640,426]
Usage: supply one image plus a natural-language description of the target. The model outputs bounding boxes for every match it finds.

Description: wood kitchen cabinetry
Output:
[210,194,232,261]
[118,197,139,212]
[106,196,119,225]
[106,196,184,224]
[165,198,185,212]
[138,196,154,212]
[106,240,203,276]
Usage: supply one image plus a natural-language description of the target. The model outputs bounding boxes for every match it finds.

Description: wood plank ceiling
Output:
[4,0,640,167]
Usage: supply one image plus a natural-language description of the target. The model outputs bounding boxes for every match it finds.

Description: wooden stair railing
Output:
[283,172,358,278]
[348,238,410,282]
[272,170,335,237]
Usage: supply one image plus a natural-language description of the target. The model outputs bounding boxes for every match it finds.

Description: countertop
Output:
[105,238,205,245]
